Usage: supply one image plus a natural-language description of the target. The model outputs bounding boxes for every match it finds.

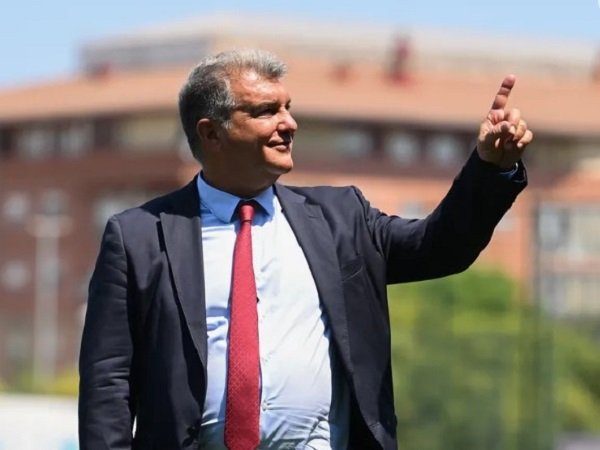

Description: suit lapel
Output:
[274,184,354,378]
[160,178,208,366]
[157,180,354,378]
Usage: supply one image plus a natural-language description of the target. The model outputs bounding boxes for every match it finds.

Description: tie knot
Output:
[237,201,255,223]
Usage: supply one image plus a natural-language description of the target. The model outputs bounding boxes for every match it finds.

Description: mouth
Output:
[268,141,292,152]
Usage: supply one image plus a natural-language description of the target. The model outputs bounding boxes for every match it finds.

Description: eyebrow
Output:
[236,99,292,113]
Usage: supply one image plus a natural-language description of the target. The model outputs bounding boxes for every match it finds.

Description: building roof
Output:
[0,68,186,122]
[0,56,599,137]
[81,13,598,76]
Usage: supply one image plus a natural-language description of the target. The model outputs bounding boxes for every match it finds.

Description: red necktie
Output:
[224,201,260,450]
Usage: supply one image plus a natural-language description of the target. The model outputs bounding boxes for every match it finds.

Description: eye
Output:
[257,108,275,117]
[252,105,278,117]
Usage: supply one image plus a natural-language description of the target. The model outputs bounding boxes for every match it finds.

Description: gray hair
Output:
[178,49,287,162]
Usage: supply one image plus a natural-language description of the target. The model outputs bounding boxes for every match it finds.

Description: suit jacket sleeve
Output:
[359,151,526,284]
[79,216,135,449]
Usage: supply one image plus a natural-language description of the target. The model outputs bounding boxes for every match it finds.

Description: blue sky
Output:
[1,0,599,87]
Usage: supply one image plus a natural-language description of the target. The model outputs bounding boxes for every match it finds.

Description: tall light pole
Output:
[27,190,71,388]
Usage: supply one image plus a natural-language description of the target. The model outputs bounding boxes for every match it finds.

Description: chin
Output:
[268,164,293,177]
[268,155,294,175]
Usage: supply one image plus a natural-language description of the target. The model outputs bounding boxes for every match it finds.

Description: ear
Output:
[196,118,221,151]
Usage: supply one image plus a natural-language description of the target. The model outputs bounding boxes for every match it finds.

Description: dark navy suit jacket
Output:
[79,152,526,449]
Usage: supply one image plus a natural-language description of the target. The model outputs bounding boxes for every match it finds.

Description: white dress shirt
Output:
[196,175,349,450]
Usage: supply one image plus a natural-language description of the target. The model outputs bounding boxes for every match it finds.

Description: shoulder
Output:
[277,184,365,206]
[109,178,198,233]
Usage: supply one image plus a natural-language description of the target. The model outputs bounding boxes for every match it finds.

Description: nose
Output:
[277,109,298,134]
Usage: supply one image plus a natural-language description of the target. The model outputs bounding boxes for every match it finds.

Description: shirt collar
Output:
[196,172,275,223]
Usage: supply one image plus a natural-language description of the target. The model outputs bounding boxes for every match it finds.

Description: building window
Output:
[2,192,31,224]
[385,131,419,164]
[399,201,427,219]
[291,122,340,161]
[537,203,600,317]
[538,205,568,251]
[335,128,372,158]
[538,204,600,257]
[58,122,94,157]
[114,114,180,152]
[16,126,55,159]
[496,209,514,232]
[94,191,160,234]
[540,274,600,317]
[0,260,30,292]
[426,134,463,166]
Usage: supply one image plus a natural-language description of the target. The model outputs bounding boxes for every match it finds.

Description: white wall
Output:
[0,394,77,450]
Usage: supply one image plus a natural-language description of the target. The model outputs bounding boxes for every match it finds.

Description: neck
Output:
[201,171,276,198]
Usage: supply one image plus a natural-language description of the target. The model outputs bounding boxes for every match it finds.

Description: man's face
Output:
[217,70,297,184]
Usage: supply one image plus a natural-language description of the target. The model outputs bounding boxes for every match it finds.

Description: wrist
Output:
[498,162,519,173]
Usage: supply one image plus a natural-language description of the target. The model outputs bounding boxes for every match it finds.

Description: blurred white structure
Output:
[0,394,77,450]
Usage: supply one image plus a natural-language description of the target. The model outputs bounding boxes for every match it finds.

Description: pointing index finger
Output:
[490,74,516,111]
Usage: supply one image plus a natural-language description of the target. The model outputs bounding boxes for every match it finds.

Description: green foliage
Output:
[46,367,79,397]
[5,366,78,397]
[555,326,600,432]
[388,269,600,450]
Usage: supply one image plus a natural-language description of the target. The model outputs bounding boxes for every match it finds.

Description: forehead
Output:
[229,70,290,106]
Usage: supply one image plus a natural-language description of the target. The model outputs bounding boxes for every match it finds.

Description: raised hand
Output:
[477,75,533,169]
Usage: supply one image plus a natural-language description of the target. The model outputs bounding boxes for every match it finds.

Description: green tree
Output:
[388,269,600,450]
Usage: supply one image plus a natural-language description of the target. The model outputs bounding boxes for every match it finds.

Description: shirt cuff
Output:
[498,162,520,178]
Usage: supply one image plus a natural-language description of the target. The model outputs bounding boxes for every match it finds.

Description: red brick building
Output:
[1,16,599,384]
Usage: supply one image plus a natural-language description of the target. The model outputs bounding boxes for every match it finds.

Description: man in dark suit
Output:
[79,49,532,450]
